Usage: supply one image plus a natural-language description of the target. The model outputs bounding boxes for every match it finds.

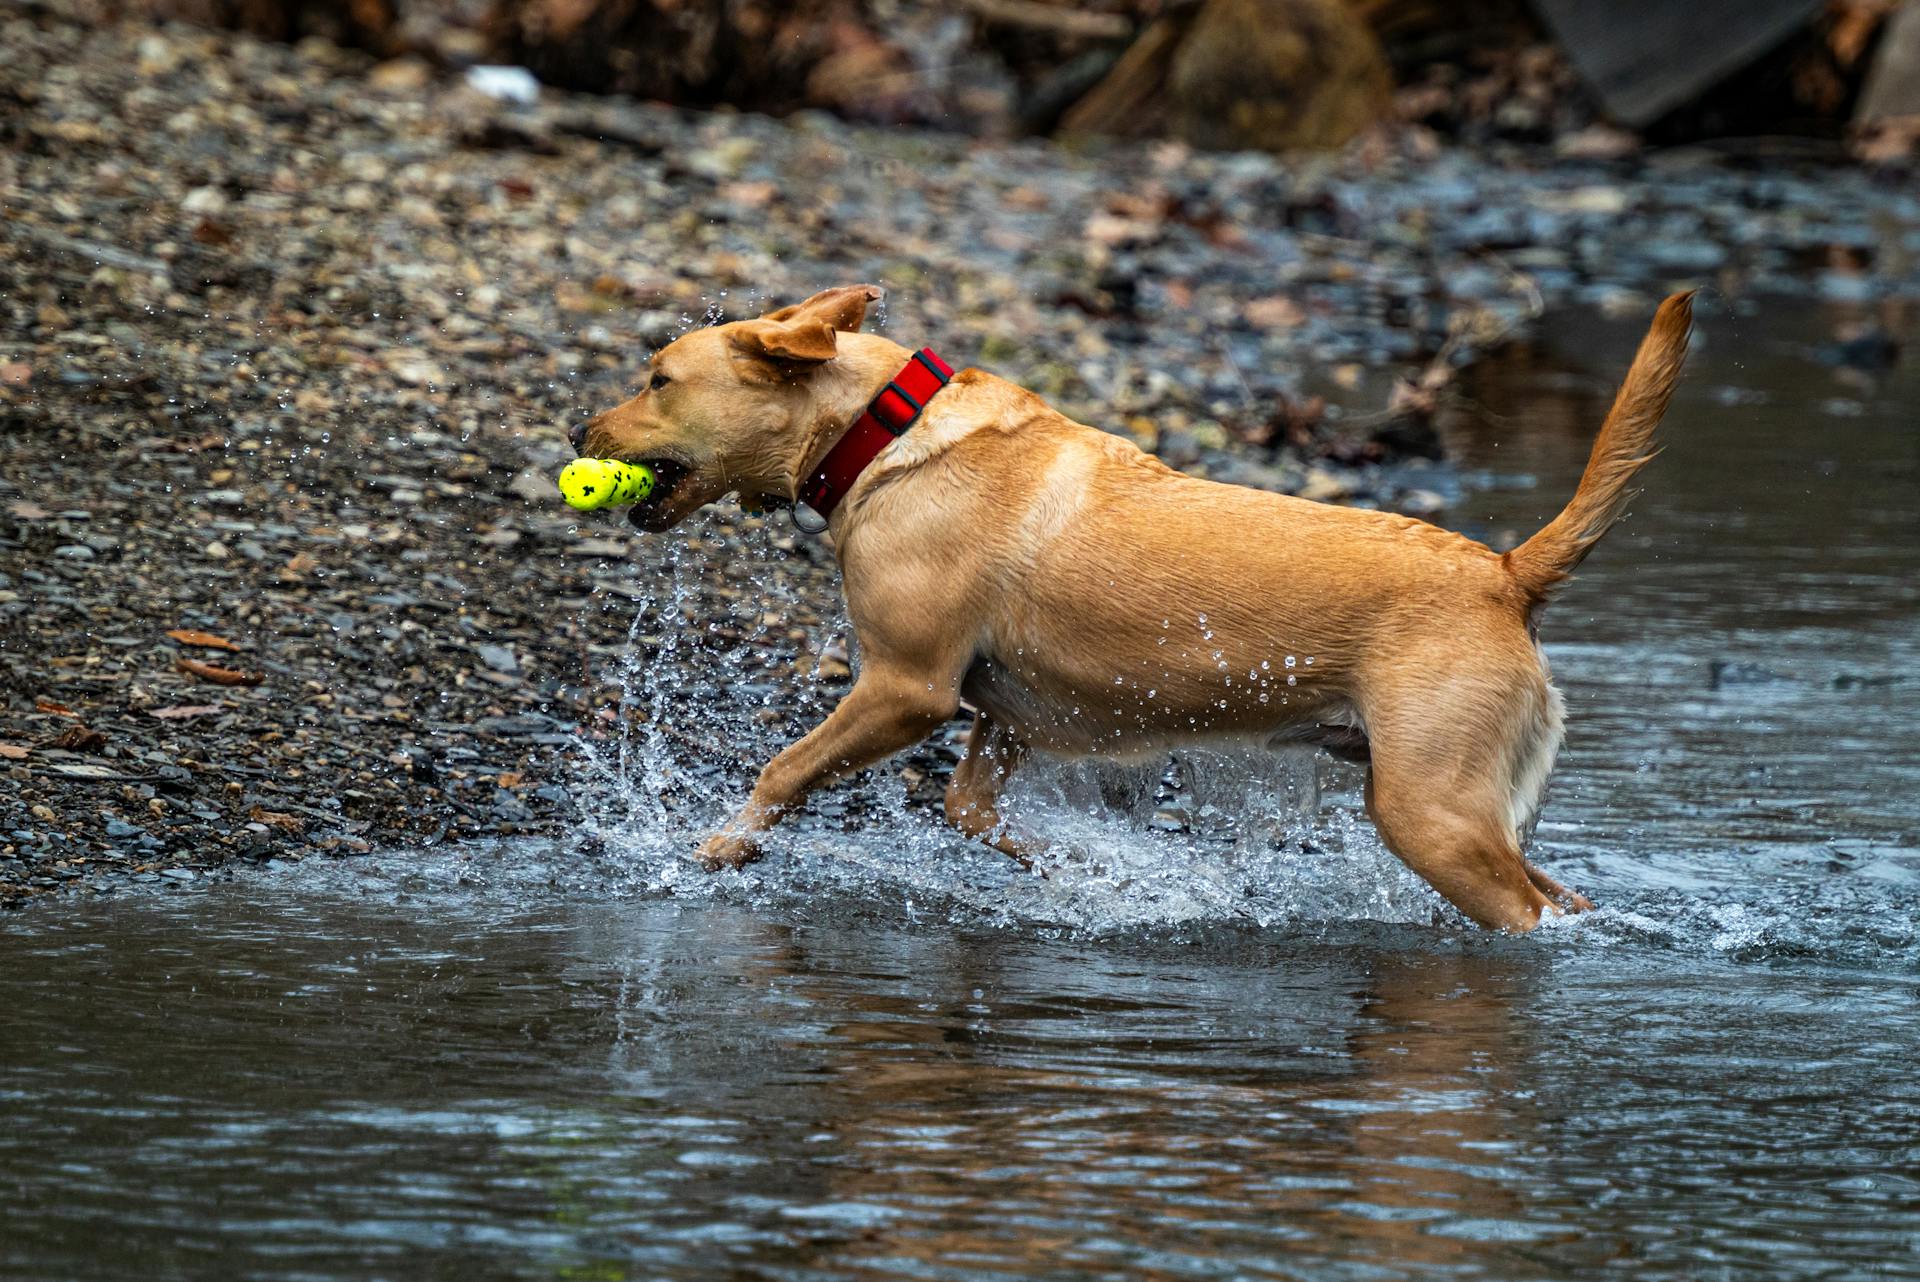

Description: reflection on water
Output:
[3,296,1918,1281]
[2,879,1915,1281]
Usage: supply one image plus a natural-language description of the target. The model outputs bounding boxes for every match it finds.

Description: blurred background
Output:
[71,0,1920,157]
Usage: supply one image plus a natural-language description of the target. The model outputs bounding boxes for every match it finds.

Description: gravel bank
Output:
[4,5,1918,906]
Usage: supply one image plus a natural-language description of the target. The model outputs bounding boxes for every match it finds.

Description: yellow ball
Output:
[558,459,655,511]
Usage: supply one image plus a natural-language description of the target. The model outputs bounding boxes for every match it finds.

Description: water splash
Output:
[570,518,1443,933]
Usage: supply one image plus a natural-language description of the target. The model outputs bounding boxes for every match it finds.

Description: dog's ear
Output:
[763,284,882,334]
[730,316,841,370]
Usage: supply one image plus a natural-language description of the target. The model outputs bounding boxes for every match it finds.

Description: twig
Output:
[20,226,170,277]
[1215,336,1256,407]
[962,0,1134,40]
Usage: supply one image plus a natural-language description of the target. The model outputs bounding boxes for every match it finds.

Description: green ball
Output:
[558,459,655,511]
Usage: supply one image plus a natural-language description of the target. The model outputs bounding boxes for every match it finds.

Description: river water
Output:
[2,299,1916,1280]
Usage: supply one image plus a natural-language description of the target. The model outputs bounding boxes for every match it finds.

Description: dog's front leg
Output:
[698,664,957,870]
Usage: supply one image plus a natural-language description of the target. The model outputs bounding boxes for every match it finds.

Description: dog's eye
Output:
[649,371,671,391]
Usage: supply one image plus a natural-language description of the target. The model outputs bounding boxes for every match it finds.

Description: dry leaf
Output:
[148,704,222,720]
[278,552,318,582]
[1246,296,1305,330]
[166,629,241,651]
[7,499,50,519]
[497,771,524,788]
[35,697,78,718]
[176,658,262,686]
[248,806,303,833]
[0,742,29,760]
[51,725,108,752]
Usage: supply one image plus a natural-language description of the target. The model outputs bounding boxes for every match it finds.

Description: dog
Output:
[574,284,1692,931]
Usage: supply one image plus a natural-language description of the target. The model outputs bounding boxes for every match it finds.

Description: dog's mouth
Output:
[626,457,697,531]
[637,458,689,505]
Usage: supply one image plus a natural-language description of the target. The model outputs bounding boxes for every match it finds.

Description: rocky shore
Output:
[4,4,1918,906]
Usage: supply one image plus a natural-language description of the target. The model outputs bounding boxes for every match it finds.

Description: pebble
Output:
[475,644,521,674]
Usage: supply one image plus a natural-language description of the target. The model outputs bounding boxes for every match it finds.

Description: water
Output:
[3,299,1917,1280]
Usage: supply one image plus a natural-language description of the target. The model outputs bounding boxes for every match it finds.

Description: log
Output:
[484,0,868,110]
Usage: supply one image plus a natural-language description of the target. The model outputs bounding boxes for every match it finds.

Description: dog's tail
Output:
[1504,291,1694,608]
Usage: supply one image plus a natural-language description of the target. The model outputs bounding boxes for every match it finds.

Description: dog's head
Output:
[571,284,885,531]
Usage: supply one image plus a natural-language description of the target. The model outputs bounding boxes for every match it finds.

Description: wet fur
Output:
[578,286,1694,931]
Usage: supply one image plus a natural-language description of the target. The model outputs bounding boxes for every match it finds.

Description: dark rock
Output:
[1709,659,1794,689]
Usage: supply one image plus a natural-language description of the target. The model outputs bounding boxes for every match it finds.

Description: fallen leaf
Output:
[497,771,524,788]
[718,180,776,208]
[278,552,318,582]
[6,499,50,519]
[248,806,303,833]
[148,704,223,720]
[0,743,29,760]
[1246,295,1305,330]
[0,361,31,387]
[190,215,234,246]
[166,629,242,651]
[176,658,262,686]
[35,698,78,718]
[51,725,108,752]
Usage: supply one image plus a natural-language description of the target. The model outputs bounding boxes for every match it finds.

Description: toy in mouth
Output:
[556,458,682,511]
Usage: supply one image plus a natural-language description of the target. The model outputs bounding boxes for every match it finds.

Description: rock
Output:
[180,186,229,216]
[370,57,434,94]
[491,788,534,822]
[506,467,555,502]
[1709,660,1793,689]
[1297,469,1349,502]
[475,644,520,674]
[1555,125,1641,161]
[1397,489,1446,516]
[465,65,540,105]
[1167,0,1391,152]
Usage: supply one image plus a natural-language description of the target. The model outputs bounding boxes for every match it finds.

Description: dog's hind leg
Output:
[1359,668,1574,932]
[1365,767,1555,932]
[1523,859,1594,913]
[944,710,1037,869]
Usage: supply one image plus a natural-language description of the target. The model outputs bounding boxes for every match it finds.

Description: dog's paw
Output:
[1560,888,1597,914]
[697,830,763,871]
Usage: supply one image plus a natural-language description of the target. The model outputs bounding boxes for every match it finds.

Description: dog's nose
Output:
[567,420,588,453]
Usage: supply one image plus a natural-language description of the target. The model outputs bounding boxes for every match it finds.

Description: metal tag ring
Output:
[790,502,829,536]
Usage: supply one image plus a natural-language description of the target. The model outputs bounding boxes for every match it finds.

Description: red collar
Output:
[797,348,954,524]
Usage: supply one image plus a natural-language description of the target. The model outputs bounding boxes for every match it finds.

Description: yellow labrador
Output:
[575,285,1693,930]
